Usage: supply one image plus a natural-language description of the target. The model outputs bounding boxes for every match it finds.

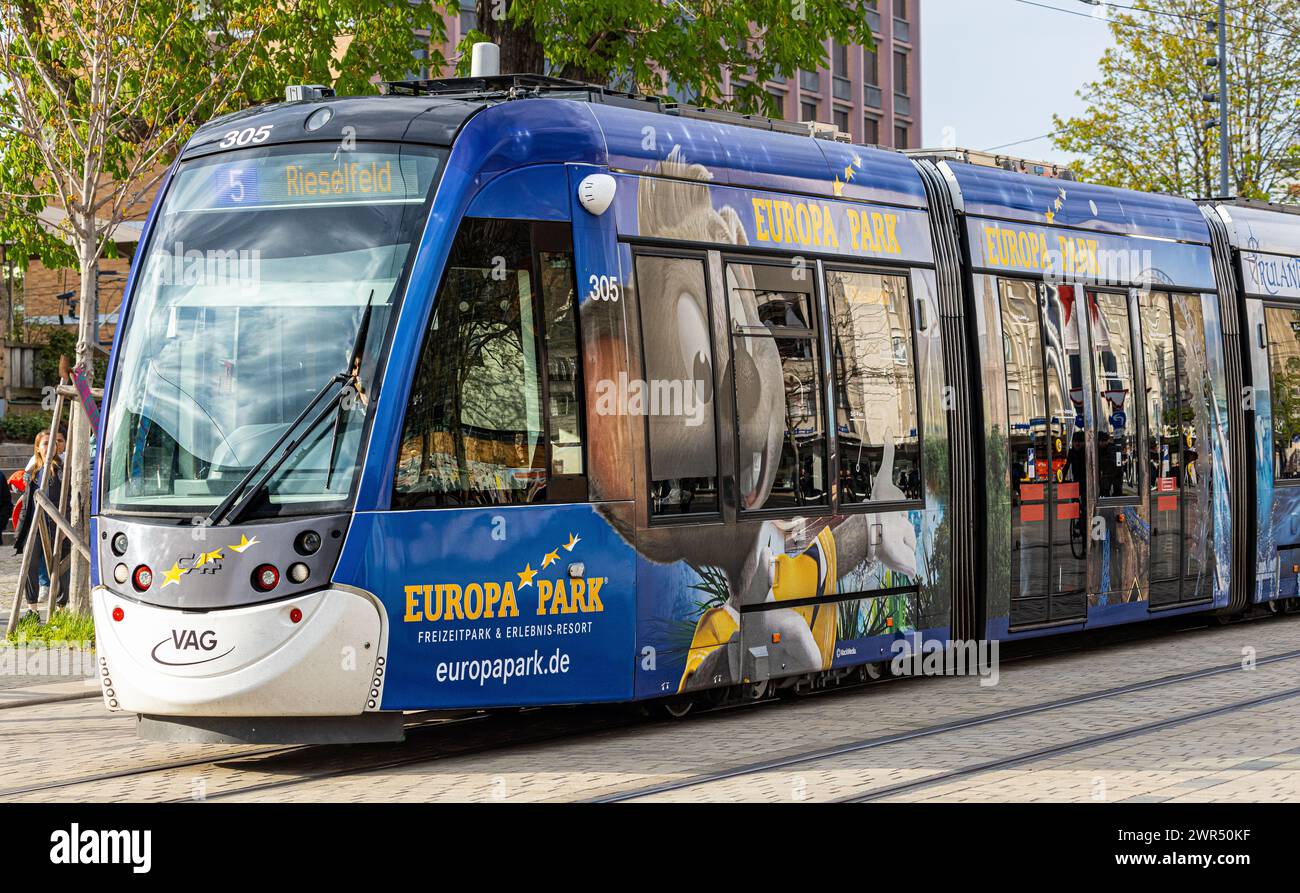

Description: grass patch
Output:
[6,610,95,647]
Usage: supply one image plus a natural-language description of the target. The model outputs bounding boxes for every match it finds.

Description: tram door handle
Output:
[869,523,883,547]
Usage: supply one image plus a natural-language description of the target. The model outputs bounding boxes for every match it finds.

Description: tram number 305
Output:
[219,125,275,149]
[588,274,621,302]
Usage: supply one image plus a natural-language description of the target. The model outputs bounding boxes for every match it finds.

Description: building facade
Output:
[6,1,922,414]
[441,0,922,148]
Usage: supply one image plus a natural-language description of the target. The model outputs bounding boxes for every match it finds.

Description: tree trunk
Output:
[477,2,547,75]
[67,222,97,615]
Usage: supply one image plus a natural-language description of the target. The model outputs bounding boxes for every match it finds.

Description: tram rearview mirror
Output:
[577,174,616,216]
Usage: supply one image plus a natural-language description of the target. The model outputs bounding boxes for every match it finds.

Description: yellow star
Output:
[162,562,187,588]
[228,534,259,553]
[852,153,863,168]
[517,563,537,588]
[832,176,844,197]
[541,549,560,569]
[563,533,580,552]
[196,548,223,567]
[1045,210,1055,224]
[843,164,855,181]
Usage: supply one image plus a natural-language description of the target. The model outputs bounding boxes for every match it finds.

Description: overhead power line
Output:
[1009,0,1218,47]
[1078,0,1300,42]
[984,131,1062,152]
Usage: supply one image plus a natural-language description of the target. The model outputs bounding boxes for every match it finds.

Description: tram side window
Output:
[1089,291,1140,497]
[826,269,921,503]
[727,260,828,511]
[634,254,720,516]
[392,218,585,508]
[1265,306,1300,482]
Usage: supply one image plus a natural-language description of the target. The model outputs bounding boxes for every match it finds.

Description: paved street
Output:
[0,538,97,695]
[2,612,1300,803]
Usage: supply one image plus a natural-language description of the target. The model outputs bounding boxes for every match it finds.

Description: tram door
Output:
[1001,279,1089,627]
[1141,291,1213,607]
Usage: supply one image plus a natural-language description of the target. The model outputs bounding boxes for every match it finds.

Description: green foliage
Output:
[24,325,105,388]
[0,409,53,443]
[455,0,875,117]
[0,0,447,277]
[1274,356,1300,443]
[1054,0,1300,201]
[6,610,95,647]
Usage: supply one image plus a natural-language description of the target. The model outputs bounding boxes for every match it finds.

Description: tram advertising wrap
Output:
[345,505,636,708]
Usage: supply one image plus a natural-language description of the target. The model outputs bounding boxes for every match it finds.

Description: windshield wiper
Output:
[207,295,376,527]
[324,298,375,489]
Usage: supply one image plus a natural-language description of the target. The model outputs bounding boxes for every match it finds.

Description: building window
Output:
[801,100,819,123]
[894,0,908,19]
[833,42,849,78]
[864,115,880,144]
[766,87,787,118]
[894,124,909,148]
[864,49,878,86]
[834,108,849,133]
[827,269,921,504]
[893,50,909,95]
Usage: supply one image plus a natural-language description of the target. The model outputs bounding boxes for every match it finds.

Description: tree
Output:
[1053,0,1300,201]
[0,0,445,613]
[456,0,875,117]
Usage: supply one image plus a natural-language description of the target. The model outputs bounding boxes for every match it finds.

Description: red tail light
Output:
[252,564,280,592]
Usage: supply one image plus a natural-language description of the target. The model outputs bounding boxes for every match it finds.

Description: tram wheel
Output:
[861,662,884,682]
[660,696,694,719]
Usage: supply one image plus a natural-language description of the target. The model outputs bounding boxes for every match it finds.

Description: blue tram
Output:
[87,75,1300,742]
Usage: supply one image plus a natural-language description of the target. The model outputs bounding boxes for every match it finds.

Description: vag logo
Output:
[150,629,233,666]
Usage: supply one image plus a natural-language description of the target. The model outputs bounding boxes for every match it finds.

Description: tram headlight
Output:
[294,530,322,556]
[287,562,310,584]
[110,532,128,556]
[252,564,280,592]
[113,563,129,585]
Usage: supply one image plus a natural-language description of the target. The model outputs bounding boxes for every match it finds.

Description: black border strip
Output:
[740,584,919,613]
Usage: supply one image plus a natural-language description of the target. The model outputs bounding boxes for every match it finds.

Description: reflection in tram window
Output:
[1043,284,1087,491]
[826,269,921,503]
[1140,291,1182,494]
[393,219,548,507]
[1265,306,1300,482]
[539,251,584,478]
[728,261,827,511]
[1000,279,1047,497]
[1089,291,1139,497]
[636,255,720,515]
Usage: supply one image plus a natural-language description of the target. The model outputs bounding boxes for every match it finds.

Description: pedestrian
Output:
[14,429,67,620]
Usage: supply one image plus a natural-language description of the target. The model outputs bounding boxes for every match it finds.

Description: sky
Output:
[921,0,1117,164]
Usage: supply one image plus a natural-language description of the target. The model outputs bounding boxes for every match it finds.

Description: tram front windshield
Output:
[102,142,444,517]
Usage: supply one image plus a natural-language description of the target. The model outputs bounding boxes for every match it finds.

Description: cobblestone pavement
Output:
[0,542,96,692]
[2,613,1300,803]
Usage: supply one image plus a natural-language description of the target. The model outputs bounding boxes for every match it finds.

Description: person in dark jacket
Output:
[14,429,68,620]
